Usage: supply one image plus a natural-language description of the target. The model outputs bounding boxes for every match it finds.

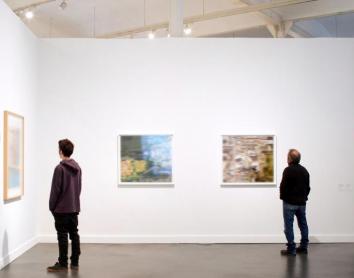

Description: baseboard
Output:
[39,234,354,244]
[0,236,39,270]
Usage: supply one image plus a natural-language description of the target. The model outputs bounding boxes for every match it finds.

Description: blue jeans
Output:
[283,202,309,252]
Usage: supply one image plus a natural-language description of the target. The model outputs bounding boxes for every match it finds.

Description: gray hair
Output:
[288,149,301,164]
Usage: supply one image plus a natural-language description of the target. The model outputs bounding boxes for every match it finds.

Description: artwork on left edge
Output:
[118,135,173,185]
[222,135,276,186]
[3,111,24,201]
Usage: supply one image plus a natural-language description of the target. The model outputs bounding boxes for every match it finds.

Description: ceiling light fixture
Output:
[184,25,192,35]
[59,0,68,10]
[25,10,34,19]
[14,0,56,19]
[148,31,155,39]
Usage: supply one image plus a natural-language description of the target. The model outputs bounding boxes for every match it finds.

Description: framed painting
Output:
[118,134,173,185]
[3,111,24,200]
[222,135,276,186]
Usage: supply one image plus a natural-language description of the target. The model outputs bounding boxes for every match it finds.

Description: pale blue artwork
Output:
[9,168,20,189]
[9,127,20,166]
[4,112,24,200]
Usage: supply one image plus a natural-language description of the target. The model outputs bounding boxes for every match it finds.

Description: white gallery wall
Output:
[0,0,39,268]
[37,38,354,243]
[1,0,354,258]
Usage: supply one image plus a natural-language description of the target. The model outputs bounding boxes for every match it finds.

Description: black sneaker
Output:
[296,247,308,254]
[280,249,296,256]
[47,262,68,272]
[70,264,79,271]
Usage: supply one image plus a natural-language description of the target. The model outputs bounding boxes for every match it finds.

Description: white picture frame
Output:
[221,134,277,186]
[117,134,174,186]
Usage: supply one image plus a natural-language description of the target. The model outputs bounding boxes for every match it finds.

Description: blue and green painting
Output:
[9,168,20,189]
[120,135,172,183]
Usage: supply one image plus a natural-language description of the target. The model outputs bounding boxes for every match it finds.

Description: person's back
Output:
[280,163,310,206]
[50,159,81,213]
[47,139,82,273]
[280,149,311,256]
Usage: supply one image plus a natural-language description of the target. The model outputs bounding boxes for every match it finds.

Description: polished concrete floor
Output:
[1,243,354,278]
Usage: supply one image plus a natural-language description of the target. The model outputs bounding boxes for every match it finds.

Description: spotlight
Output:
[59,0,68,10]
[148,32,155,39]
[184,26,192,35]
[165,28,170,38]
[25,10,34,19]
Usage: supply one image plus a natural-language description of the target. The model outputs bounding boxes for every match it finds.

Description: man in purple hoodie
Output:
[47,139,82,272]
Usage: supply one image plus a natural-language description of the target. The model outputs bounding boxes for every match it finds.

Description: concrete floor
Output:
[1,243,354,278]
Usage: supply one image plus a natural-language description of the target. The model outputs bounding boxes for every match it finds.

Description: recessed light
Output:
[25,10,34,19]
[148,32,155,39]
[184,26,192,35]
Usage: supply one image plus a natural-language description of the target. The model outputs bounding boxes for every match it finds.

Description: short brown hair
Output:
[59,139,74,157]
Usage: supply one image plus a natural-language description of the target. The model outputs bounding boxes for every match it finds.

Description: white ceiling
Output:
[4,0,354,38]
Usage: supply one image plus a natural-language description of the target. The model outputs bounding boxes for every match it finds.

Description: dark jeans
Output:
[54,213,81,266]
[283,202,309,252]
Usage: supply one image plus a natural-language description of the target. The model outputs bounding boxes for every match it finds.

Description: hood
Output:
[60,159,80,174]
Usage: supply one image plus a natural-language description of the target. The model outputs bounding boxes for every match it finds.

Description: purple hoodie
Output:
[49,159,82,213]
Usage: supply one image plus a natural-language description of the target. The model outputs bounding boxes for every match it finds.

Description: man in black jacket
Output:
[280,149,310,256]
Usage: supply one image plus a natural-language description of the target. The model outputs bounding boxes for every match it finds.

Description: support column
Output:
[169,0,184,37]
